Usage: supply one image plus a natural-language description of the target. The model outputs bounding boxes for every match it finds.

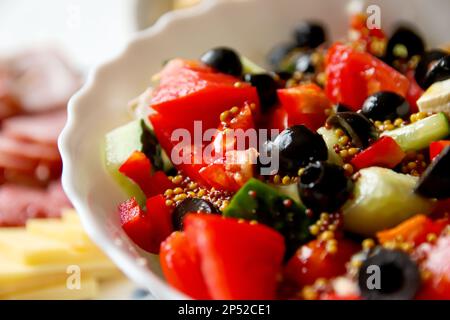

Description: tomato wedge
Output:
[160,231,211,299]
[325,43,410,111]
[184,214,285,300]
[350,136,405,170]
[149,59,259,158]
[417,235,450,300]
[284,239,359,287]
[277,84,332,131]
[349,13,387,57]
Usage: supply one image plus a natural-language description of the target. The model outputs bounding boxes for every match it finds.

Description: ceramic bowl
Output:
[59,0,450,299]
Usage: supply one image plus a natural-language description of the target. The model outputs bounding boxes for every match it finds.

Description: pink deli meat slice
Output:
[2,110,67,145]
[3,49,81,113]
[0,135,60,161]
[0,181,71,226]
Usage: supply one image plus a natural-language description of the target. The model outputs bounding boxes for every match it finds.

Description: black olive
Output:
[293,22,326,49]
[422,55,450,89]
[267,43,297,69]
[358,248,420,300]
[385,26,425,64]
[294,52,315,74]
[336,103,352,113]
[415,146,450,199]
[270,125,328,175]
[327,112,378,148]
[272,71,293,89]
[274,71,293,81]
[172,198,219,231]
[415,50,448,89]
[298,161,353,214]
[200,47,242,77]
[244,73,278,112]
[361,91,410,121]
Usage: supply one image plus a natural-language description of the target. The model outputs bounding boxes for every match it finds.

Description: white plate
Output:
[59,0,450,300]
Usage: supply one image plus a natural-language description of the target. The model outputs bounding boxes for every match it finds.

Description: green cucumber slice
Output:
[104,119,173,203]
[382,112,450,151]
[343,167,435,236]
[241,56,266,74]
[317,127,344,165]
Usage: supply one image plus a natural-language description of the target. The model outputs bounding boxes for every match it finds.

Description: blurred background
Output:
[0,0,201,300]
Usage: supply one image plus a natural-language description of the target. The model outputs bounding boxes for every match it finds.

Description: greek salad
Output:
[105,13,450,300]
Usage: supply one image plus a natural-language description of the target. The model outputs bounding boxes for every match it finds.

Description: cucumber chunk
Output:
[241,56,266,74]
[343,167,435,236]
[273,183,302,206]
[105,120,147,203]
[104,119,173,203]
[317,127,344,165]
[382,112,450,151]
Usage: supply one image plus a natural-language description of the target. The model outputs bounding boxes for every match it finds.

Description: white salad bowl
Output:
[59,0,450,299]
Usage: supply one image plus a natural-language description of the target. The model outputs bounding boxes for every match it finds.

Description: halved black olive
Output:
[358,248,420,300]
[361,91,410,121]
[298,161,353,214]
[422,55,450,89]
[244,73,278,112]
[172,198,219,230]
[271,125,328,175]
[200,47,242,77]
[267,43,297,69]
[293,22,326,49]
[336,103,352,113]
[415,50,448,89]
[327,112,378,148]
[415,146,450,199]
[272,71,293,89]
[385,26,425,65]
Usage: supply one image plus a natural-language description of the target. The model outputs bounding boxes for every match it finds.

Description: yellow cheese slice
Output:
[26,218,96,251]
[0,251,119,294]
[2,276,99,300]
[0,227,111,265]
[61,209,81,224]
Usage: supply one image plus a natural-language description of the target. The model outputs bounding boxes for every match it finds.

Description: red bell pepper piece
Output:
[430,141,450,161]
[119,150,175,198]
[277,84,332,131]
[325,43,410,111]
[118,195,173,254]
[184,214,285,300]
[145,194,173,249]
[350,136,405,170]
[160,231,211,299]
[377,214,449,246]
[118,197,152,252]
[284,239,359,287]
